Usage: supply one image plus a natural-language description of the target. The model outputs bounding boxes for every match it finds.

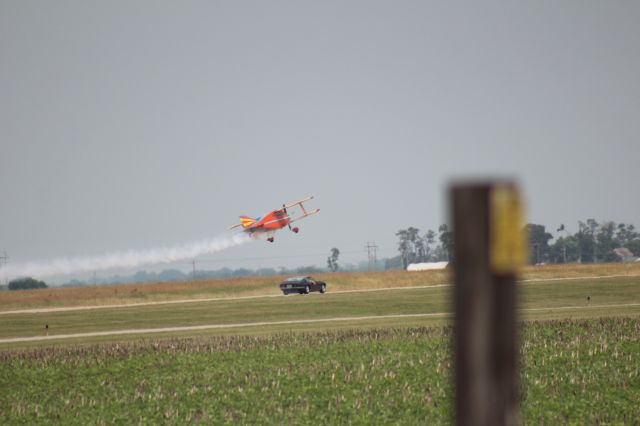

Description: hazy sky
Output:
[1,1,639,279]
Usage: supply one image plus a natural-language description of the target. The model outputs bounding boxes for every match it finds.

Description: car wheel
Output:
[320,285,326,294]
[282,291,288,296]
[304,286,310,294]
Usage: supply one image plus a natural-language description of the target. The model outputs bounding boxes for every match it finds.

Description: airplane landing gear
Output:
[267,237,275,243]
[292,227,299,233]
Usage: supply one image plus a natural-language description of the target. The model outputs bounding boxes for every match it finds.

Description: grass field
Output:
[1,319,638,424]
[1,274,638,347]
[2,262,639,311]
[1,263,639,423]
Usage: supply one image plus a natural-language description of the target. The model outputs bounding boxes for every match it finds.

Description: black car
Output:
[280,276,327,295]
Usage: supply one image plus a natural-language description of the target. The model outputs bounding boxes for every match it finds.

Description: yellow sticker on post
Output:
[490,184,526,274]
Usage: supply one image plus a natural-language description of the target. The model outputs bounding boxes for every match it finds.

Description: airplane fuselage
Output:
[248,209,291,232]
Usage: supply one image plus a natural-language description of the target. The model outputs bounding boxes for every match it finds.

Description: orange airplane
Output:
[229,196,320,242]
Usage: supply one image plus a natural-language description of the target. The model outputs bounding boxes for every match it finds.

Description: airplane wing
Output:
[281,196,314,211]
[283,196,319,221]
[274,196,319,222]
[289,208,320,223]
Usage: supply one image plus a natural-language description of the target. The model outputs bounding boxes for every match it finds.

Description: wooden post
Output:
[451,182,524,426]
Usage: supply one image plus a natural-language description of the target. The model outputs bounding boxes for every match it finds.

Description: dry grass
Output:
[520,262,640,280]
[0,275,283,309]
[1,262,639,311]
[0,271,451,311]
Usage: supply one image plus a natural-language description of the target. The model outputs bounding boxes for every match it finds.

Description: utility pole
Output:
[451,181,523,426]
[557,225,567,264]
[563,228,568,264]
[365,242,378,271]
[0,252,8,285]
[192,260,196,280]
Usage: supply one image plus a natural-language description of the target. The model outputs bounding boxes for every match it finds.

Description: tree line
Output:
[390,225,453,269]
[527,220,639,264]
[7,277,48,290]
[394,220,639,267]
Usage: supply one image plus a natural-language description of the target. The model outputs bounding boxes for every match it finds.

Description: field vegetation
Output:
[1,318,638,424]
[1,263,639,424]
[1,275,638,347]
[1,262,639,311]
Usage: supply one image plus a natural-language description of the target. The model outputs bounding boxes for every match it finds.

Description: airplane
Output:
[229,196,320,242]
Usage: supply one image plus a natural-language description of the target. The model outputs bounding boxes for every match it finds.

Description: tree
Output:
[615,223,640,255]
[550,233,581,264]
[384,256,403,270]
[327,248,340,272]
[396,225,452,264]
[424,229,436,261]
[555,224,567,263]
[396,229,411,268]
[406,227,421,263]
[596,221,618,262]
[524,224,553,264]
[438,224,453,261]
[586,219,600,262]
[576,219,599,263]
[397,227,437,266]
[548,220,640,264]
[414,234,426,262]
[8,277,47,291]
[295,265,323,274]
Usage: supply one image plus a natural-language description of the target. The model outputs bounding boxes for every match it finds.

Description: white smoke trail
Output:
[0,233,252,281]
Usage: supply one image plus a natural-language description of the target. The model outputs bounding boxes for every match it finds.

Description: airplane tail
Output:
[239,216,257,228]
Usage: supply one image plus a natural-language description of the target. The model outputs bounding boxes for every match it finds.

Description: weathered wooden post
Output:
[451,181,525,426]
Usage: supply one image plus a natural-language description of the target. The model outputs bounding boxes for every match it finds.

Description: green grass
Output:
[0,288,448,340]
[1,272,639,424]
[0,328,452,424]
[2,262,639,311]
[520,318,640,424]
[1,319,638,424]
[1,276,639,347]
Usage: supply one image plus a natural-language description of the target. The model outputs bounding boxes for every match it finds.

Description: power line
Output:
[365,242,378,271]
